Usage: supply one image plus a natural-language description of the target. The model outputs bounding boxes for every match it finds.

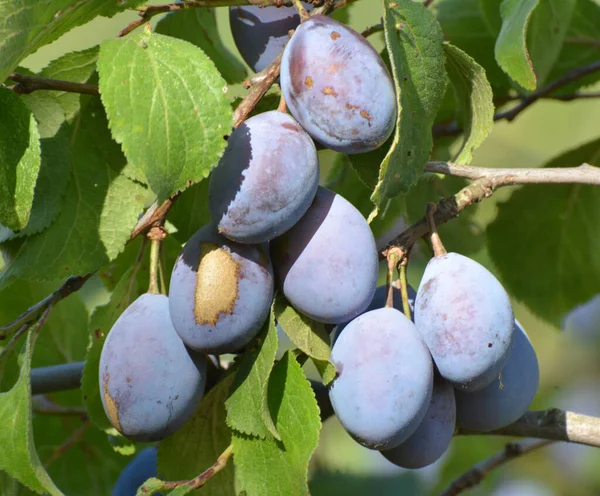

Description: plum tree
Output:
[455,321,539,431]
[381,378,456,469]
[112,447,161,496]
[271,186,378,324]
[209,111,319,243]
[329,307,433,449]
[415,252,515,391]
[100,294,207,442]
[229,4,310,73]
[169,223,274,353]
[280,16,396,153]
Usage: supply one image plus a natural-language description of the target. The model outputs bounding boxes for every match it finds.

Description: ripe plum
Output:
[329,307,433,449]
[169,224,274,353]
[112,447,161,496]
[271,187,378,324]
[280,16,396,153]
[100,294,207,442]
[209,111,319,244]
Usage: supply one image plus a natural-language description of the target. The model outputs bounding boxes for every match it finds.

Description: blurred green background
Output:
[20,1,600,495]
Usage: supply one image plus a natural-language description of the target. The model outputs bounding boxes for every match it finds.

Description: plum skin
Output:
[169,224,274,354]
[209,111,319,244]
[280,15,397,154]
[381,378,456,469]
[112,447,162,496]
[455,320,539,431]
[271,187,378,324]
[229,5,311,73]
[100,294,207,442]
[415,252,515,392]
[329,308,434,450]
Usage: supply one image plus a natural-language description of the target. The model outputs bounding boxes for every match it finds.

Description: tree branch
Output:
[382,162,600,256]
[6,73,99,96]
[439,439,553,496]
[434,59,600,137]
[31,362,85,396]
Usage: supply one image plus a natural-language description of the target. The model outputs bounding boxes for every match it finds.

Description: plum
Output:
[112,447,161,496]
[280,16,396,153]
[381,378,456,469]
[455,320,539,431]
[100,294,207,442]
[329,307,433,449]
[209,111,319,244]
[169,223,274,353]
[229,4,311,73]
[271,187,378,324]
[415,252,515,391]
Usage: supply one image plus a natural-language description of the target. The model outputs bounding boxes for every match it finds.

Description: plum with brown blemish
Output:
[271,187,378,324]
[381,377,456,469]
[99,293,207,442]
[229,4,312,73]
[209,111,319,244]
[329,307,433,450]
[415,207,515,391]
[455,320,539,431]
[169,224,274,354]
[280,16,396,154]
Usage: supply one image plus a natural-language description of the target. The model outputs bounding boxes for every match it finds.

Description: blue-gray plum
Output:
[381,378,456,469]
[100,294,207,442]
[455,321,539,431]
[329,308,433,449]
[280,16,396,154]
[332,284,417,344]
[229,4,311,73]
[209,111,319,243]
[561,294,600,343]
[415,252,515,391]
[271,187,378,324]
[169,224,274,353]
[112,447,162,496]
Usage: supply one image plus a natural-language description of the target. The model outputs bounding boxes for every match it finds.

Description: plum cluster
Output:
[99,14,395,446]
[329,245,539,469]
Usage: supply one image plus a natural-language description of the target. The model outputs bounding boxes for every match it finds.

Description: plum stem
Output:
[426,202,447,257]
[158,241,168,295]
[292,0,310,20]
[399,261,412,320]
[385,251,399,309]
[277,93,287,113]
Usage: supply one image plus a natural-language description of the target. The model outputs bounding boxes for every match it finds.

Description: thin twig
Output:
[439,439,553,496]
[361,22,383,38]
[433,60,600,137]
[564,37,600,49]
[382,162,600,257]
[7,73,99,96]
[44,420,91,468]
[147,444,234,494]
[32,396,87,417]
[292,0,310,20]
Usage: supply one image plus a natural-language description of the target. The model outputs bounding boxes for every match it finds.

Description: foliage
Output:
[0,0,599,494]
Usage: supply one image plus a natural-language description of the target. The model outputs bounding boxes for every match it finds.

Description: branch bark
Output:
[7,73,99,96]
[439,439,553,496]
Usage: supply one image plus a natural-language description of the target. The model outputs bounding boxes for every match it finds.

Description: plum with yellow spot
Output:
[169,223,274,354]
[280,16,396,153]
[100,293,207,442]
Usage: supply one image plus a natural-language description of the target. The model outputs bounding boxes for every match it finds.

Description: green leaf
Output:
[155,8,247,84]
[444,43,494,165]
[168,180,211,244]
[225,311,279,440]
[273,293,331,362]
[545,0,600,94]
[0,88,42,231]
[487,138,600,324]
[157,374,235,496]
[82,267,140,429]
[311,358,337,386]
[495,0,539,90]
[98,31,232,201]
[0,0,143,83]
[368,0,447,217]
[0,327,63,496]
[0,97,146,289]
[232,351,320,496]
[437,0,510,94]
[527,0,576,85]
